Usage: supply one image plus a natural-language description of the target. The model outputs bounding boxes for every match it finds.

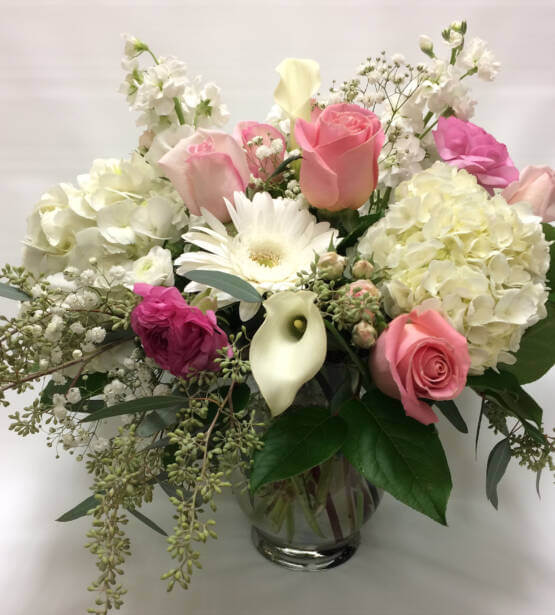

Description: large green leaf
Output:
[185,270,262,303]
[56,494,98,522]
[250,407,348,492]
[0,282,30,302]
[80,395,187,423]
[339,391,452,525]
[486,438,511,509]
[502,303,555,384]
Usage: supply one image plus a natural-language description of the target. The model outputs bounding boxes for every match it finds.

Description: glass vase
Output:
[234,455,382,570]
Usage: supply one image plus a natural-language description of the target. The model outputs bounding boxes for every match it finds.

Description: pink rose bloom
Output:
[234,121,286,180]
[294,103,384,211]
[433,116,518,194]
[158,129,250,222]
[502,165,555,223]
[131,283,229,378]
[369,309,471,425]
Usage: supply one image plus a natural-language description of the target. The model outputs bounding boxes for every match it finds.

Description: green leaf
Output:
[250,407,348,492]
[486,438,511,509]
[543,223,555,298]
[336,214,380,255]
[41,372,110,413]
[185,270,262,303]
[231,382,250,412]
[137,406,180,437]
[502,303,555,384]
[0,282,31,302]
[126,507,167,537]
[339,391,452,525]
[434,400,468,433]
[80,395,187,423]
[56,494,98,522]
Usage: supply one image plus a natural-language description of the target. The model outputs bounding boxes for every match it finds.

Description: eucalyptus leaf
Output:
[185,270,262,303]
[136,406,180,437]
[268,153,302,180]
[126,507,167,537]
[56,494,99,522]
[340,391,452,525]
[434,400,468,433]
[486,438,511,509]
[80,395,187,423]
[250,407,348,492]
[0,282,31,302]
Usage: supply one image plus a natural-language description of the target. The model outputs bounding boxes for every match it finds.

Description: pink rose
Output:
[369,309,471,425]
[131,283,229,378]
[433,116,518,194]
[294,103,384,211]
[234,121,286,180]
[502,165,555,223]
[158,129,250,222]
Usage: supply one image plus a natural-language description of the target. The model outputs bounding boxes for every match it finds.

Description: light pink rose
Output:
[294,103,384,211]
[502,165,555,223]
[433,116,518,194]
[158,129,250,222]
[131,283,229,378]
[234,121,286,180]
[369,309,471,425]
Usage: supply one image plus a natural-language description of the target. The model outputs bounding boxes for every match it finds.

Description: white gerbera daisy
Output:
[175,191,337,317]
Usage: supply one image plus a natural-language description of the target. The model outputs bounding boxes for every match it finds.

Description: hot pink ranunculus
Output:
[369,309,471,425]
[234,121,286,180]
[502,165,555,223]
[158,129,250,222]
[433,116,518,194]
[131,283,229,378]
[294,103,384,211]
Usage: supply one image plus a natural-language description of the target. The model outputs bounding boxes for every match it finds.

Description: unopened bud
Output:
[317,252,346,280]
[419,35,435,58]
[352,321,377,349]
[347,279,380,299]
[352,259,374,279]
[190,290,218,313]
[451,20,466,34]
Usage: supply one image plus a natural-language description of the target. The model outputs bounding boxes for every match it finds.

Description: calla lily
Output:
[274,58,321,122]
[250,290,327,416]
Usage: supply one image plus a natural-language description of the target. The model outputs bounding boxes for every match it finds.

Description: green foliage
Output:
[0,281,30,301]
[486,438,511,509]
[185,270,262,303]
[339,391,452,525]
[434,400,468,433]
[57,494,99,522]
[250,406,348,492]
[80,396,187,423]
[336,214,380,255]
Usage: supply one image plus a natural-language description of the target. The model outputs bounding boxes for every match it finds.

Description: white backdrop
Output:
[0,1,554,614]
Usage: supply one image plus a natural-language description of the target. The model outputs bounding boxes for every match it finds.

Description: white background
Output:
[0,1,554,614]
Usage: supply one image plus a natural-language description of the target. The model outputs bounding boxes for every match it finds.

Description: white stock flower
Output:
[250,290,327,416]
[175,191,337,303]
[358,162,550,373]
[458,38,500,81]
[131,246,174,286]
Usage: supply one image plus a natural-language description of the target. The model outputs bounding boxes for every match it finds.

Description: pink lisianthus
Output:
[502,165,555,223]
[369,309,471,425]
[131,283,229,378]
[294,103,384,211]
[158,129,250,222]
[234,121,286,180]
[433,116,518,194]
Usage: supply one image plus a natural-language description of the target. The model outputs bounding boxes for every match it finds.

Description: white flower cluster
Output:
[358,163,550,373]
[23,154,186,287]
[120,36,230,134]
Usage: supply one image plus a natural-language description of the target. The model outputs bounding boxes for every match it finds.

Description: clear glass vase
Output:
[234,455,382,570]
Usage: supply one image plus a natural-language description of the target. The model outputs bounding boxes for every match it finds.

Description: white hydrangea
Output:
[358,162,550,373]
[22,153,187,287]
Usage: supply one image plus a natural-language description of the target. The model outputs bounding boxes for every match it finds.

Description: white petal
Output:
[250,290,327,416]
[239,301,261,322]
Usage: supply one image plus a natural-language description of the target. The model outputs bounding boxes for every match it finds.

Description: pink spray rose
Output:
[502,165,555,223]
[234,121,286,180]
[131,283,229,378]
[158,129,250,222]
[294,103,384,211]
[369,309,471,425]
[433,116,518,194]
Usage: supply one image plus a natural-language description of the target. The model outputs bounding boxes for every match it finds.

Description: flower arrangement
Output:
[1,21,554,614]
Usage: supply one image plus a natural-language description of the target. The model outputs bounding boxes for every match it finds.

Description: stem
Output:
[290,475,324,538]
[325,493,343,541]
[343,457,356,534]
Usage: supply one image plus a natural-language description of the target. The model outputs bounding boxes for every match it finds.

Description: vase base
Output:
[251,526,360,571]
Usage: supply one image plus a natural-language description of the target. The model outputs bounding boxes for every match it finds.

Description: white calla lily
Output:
[250,290,327,417]
[274,58,321,121]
